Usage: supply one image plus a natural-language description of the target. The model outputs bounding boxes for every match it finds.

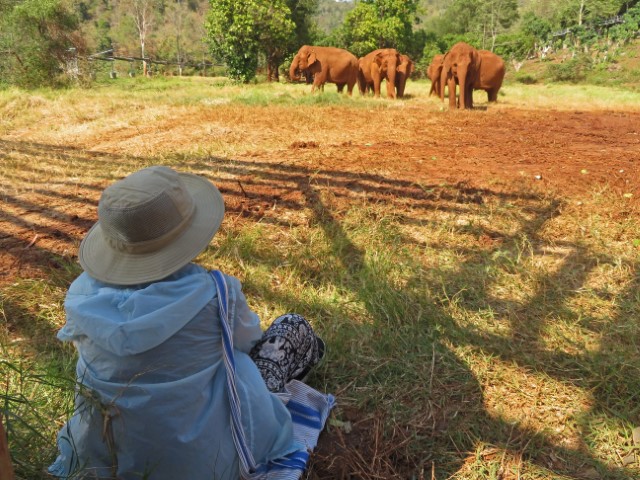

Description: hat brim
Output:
[79,173,224,285]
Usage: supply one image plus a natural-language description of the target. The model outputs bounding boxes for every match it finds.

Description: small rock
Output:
[534,174,542,180]
[581,169,589,174]
[632,426,640,446]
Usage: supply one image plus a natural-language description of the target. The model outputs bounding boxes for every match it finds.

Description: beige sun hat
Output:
[79,166,224,285]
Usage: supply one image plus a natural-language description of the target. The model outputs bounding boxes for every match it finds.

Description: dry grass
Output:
[1,78,639,479]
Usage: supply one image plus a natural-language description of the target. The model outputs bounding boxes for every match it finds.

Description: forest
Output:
[0,0,639,86]
[3,2,640,480]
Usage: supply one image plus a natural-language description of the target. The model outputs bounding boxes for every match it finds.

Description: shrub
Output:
[0,0,86,88]
[546,54,593,83]
[515,72,537,84]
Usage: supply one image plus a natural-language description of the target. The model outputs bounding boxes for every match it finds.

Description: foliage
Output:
[552,0,630,28]
[514,71,537,84]
[546,54,593,82]
[312,0,355,35]
[609,4,640,43]
[520,11,553,43]
[493,31,536,60]
[287,0,320,47]
[440,32,482,51]
[415,33,446,78]
[436,0,519,49]
[0,0,86,88]
[332,0,419,57]
[206,0,295,82]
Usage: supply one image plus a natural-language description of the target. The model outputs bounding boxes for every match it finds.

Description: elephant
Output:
[474,50,505,102]
[358,48,402,99]
[426,54,445,97]
[289,45,358,95]
[440,42,481,109]
[395,54,415,98]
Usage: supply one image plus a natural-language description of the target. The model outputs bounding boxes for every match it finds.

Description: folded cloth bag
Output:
[211,271,335,480]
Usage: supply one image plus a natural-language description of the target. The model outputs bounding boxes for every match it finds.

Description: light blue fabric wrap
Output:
[48,263,298,480]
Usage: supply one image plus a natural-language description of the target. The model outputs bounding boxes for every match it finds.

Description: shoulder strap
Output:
[210,270,258,479]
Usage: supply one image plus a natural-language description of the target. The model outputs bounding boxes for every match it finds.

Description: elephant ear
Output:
[308,50,317,66]
[472,50,482,80]
[374,52,385,66]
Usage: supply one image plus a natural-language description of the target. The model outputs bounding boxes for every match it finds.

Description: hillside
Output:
[508,39,640,90]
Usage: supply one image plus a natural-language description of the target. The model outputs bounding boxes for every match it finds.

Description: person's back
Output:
[49,166,331,480]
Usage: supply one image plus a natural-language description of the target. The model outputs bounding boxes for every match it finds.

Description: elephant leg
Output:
[347,79,355,96]
[386,79,396,99]
[357,71,367,95]
[448,78,456,109]
[488,89,498,102]
[466,84,474,109]
[373,77,382,97]
[337,83,345,93]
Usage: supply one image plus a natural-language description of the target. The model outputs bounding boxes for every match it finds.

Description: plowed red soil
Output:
[1,106,638,286]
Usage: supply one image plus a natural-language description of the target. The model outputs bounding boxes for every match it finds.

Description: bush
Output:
[546,54,593,83]
[493,32,535,61]
[515,72,537,84]
[0,0,86,88]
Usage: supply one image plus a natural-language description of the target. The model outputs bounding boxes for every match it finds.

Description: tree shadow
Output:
[1,139,638,479]
[275,170,637,478]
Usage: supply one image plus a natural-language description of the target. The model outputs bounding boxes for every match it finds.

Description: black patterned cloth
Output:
[250,313,325,393]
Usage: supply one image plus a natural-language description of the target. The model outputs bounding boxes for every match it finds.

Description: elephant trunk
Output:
[457,64,469,109]
[397,69,408,98]
[440,66,448,103]
[386,66,397,99]
[289,56,301,81]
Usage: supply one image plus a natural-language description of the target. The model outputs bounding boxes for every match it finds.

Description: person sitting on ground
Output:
[49,165,332,480]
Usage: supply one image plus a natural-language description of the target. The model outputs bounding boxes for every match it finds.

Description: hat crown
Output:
[98,166,196,253]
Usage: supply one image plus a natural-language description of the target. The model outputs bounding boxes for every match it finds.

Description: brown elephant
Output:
[426,54,444,97]
[474,50,505,102]
[289,45,358,95]
[395,54,415,98]
[358,48,401,99]
[440,42,481,109]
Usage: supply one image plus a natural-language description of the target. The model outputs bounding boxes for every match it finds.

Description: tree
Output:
[287,0,319,46]
[0,0,85,87]
[333,0,419,57]
[439,0,518,51]
[553,0,628,27]
[206,0,295,82]
[166,0,187,74]
[123,0,158,76]
[479,0,519,50]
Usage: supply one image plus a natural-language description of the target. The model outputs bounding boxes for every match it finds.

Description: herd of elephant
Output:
[289,42,505,109]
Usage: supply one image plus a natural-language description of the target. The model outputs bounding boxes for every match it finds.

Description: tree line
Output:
[0,0,639,87]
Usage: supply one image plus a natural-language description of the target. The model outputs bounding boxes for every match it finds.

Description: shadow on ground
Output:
[1,140,638,479]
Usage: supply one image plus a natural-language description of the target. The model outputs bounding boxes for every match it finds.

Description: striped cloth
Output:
[211,271,335,480]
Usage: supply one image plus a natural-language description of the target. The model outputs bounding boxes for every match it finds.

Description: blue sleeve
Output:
[226,275,263,353]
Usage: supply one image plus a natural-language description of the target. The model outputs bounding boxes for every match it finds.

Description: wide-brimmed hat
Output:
[79,166,224,285]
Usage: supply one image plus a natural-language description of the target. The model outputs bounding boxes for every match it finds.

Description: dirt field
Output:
[2,99,638,286]
[2,85,640,478]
